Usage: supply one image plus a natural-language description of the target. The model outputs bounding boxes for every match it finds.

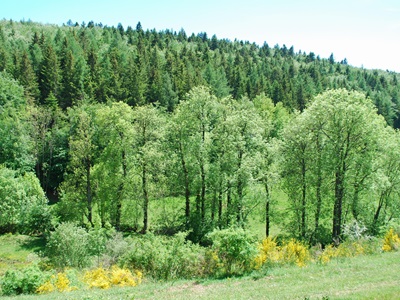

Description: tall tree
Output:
[61,103,98,226]
[39,42,60,104]
[132,105,166,233]
[95,102,134,229]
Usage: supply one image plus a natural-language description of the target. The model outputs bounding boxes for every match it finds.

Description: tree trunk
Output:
[332,168,344,242]
[372,192,386,233]
[142,164,149,233]
[115,148,126,230]
[86,159,93,227]
[200,162,206,222]
[314,134,322,237]
[265,181,270,237]
[218,187,223,228]
[226,180,232,225]
[236,150,243,224]
[179,141,190,228]
[301,157,306,238]
[211,188,217,223]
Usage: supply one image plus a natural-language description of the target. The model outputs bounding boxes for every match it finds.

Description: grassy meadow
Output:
[1,193,399,299]
[2,250,399,300]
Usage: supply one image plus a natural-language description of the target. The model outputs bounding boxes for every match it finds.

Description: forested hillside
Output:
[1,19,400,244]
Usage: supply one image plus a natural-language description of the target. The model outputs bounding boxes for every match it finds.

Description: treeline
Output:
[0,19,399,121]
[0,19,400,244]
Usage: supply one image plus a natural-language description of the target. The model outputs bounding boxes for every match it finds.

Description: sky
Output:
[2,0,400,72]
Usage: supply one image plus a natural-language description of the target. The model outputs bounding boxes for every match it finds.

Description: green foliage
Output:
[45,222,91,268]
[121,232,205,280]
[207,227,258,276]
[0,19,400,249]
[281,89,389,242]
[0,167,49,234]
[1,264,47,295]
[99,231,129,267]
[0,72,34,171]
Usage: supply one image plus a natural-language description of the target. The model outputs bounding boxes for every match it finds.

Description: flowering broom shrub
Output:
[36,271,79,294]
[83,266,142,289]
[280,239,310,267]
[382,228,400,252]
[254,237,310,268]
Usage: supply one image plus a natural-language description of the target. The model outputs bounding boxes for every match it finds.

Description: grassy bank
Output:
[0,234,45,276]
[3,251,399,300]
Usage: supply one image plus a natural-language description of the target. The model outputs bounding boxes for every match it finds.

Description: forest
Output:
[1,18,400,245]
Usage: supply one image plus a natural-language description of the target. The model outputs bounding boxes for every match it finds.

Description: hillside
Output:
[0,19,400,244]
[0,19,399,124]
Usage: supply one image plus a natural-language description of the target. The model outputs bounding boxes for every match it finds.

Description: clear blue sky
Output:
[2,0,400,72]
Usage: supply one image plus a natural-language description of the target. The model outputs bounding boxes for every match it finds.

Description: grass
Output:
[0,234,45,276]
[3,251,400,300]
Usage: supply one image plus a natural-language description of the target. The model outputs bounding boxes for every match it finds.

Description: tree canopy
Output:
[0,19,399,244]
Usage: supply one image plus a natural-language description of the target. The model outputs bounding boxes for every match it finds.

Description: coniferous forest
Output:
[1,18,400,248]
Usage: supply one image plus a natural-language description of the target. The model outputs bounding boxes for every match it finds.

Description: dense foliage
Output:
[0,19,400,245]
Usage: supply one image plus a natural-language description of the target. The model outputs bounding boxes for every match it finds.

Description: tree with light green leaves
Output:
[253,93,288,237]
[60,102,99,226]
[132,104,166,233]
[281,89,388,243]
[0,166,50,234]
[369,127,400,233]
[95,102,134,229]
[172,87,219,227]
[219,96,264,225]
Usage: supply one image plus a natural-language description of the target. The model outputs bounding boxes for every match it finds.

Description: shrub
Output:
[318,238,379,264]
[121,232,205,280]
[254,237,279,269]
[207,227,258,276]
[83,266,142,289]
[19,202,53,235]
[342,220,369,241]
[36,271,79,294]
[1,265,47,295]
[99,231,130,268]
[280,239,310,267]
[382,228,400,252]
[0,167,50,234]
[46,222,91,268]
[88,227,116,266]
[254,237,310,268]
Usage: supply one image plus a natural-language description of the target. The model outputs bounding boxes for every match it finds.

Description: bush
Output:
[121,232,205,280]
[280,239,310,267]
[0,167,50,234]
[45,222,91,268]
[83,266,142,289]
[99,231,130,268]
[19,202,53,235]
[382,228,400,252]
[36,271,79,294]
[318,238,380,264]
[1,265,47,295]
[207,227,258,276]
[254,237,310,268]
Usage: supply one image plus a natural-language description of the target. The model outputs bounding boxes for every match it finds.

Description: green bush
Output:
[1,264,47,295]
[19,202,53,235]
[100,231,130,267]
[0,167,50,234]
[45,222,91,268]
[207,227,258,276]
[121,232,205,280]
